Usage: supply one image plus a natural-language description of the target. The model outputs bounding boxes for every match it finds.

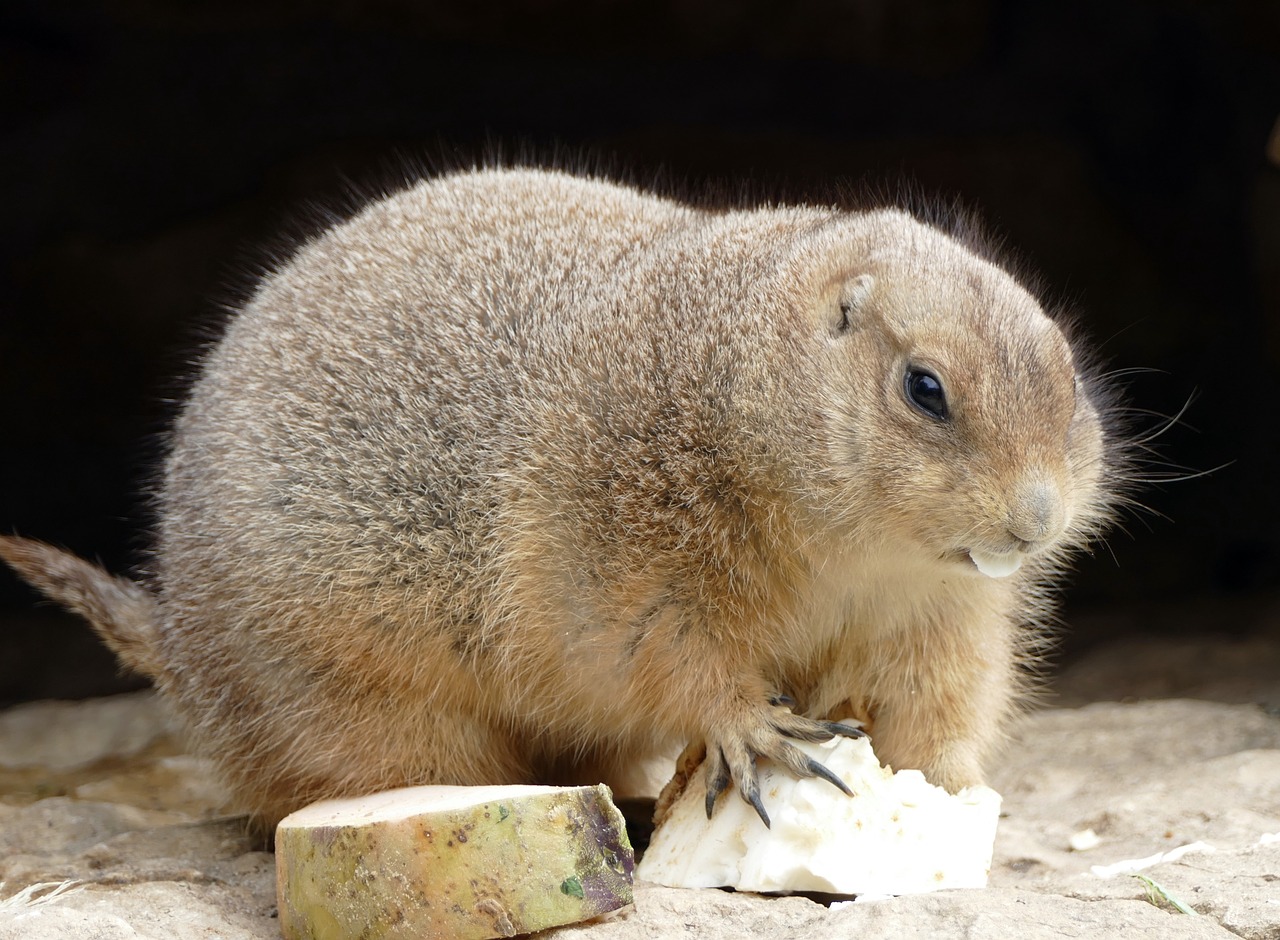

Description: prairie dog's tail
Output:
[0,535,164,679]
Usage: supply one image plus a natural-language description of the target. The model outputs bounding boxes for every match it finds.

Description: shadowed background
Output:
[1,0,1277,705]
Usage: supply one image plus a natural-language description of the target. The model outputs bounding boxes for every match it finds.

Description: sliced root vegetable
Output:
[276,783,634,940]
[637,736,1001,897]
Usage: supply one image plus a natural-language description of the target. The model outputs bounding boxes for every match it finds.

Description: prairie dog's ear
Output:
[832,274,876,335]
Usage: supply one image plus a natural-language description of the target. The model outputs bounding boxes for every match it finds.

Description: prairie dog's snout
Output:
[1007,476,1067,549]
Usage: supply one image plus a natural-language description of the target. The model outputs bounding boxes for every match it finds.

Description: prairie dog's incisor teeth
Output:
[968,550,1023,579]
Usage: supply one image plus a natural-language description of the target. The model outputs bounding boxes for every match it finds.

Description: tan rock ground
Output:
[1,631,1278,940]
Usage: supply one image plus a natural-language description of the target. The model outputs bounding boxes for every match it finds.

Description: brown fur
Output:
[0,167,1121,827]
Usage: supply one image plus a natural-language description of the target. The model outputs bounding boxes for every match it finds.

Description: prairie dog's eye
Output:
[904,367,947,420]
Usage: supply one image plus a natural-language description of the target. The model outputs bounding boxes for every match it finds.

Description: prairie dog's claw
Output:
[704,748,731,820]
[703,698,860,825]
[703,745,770,827]
[745,777,770,829]
[805,755,854,796]
[823,720,867,739]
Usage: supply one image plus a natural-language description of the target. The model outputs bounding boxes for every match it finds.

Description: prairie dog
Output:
[0,167,1121,828]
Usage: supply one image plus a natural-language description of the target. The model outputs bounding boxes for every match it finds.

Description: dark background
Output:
[2,0,1277,705]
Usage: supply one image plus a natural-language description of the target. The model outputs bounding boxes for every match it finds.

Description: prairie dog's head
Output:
[801,209,1113,578]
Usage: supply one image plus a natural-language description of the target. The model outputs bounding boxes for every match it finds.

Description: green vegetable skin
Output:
[276,784,634,940]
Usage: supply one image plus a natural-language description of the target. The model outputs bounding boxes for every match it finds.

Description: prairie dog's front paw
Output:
[704,698,865,828]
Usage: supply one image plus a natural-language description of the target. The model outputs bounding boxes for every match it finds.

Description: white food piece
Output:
[1069,827,1102,851]
[1090,841,1216,879]
[968,549,1023,578]
[276,783,634,940]
[637,736,1001,896]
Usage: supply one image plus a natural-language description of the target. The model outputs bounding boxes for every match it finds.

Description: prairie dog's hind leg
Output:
[215,698,537,829]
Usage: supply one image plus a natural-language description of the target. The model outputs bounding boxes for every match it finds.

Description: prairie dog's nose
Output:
[1007,477,1066,549]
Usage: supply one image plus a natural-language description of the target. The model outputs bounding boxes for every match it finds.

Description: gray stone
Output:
[0,693,179,771]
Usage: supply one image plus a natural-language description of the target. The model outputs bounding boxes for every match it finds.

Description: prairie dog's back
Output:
[160,169,824,628]
[160,171,694,611]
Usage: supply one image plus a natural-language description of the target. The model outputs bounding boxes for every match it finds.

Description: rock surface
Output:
[1,647,1278,940]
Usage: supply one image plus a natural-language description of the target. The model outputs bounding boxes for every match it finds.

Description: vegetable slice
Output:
[277,783,634,939]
